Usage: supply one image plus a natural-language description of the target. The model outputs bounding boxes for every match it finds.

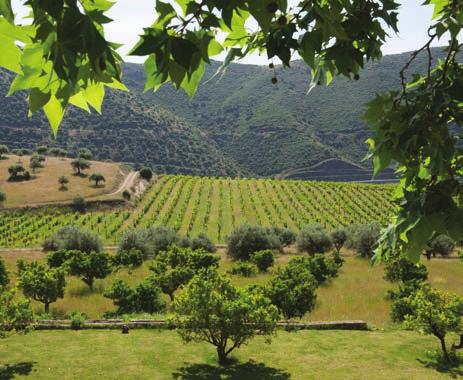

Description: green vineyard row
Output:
[0,175,397,248]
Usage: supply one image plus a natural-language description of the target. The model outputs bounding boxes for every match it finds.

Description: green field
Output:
[1,329,462,379]
[0,175,396,247]
[3,249,462,326]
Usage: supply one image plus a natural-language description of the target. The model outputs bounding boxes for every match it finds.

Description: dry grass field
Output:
[2,249,462,326]
[0,155,127,207]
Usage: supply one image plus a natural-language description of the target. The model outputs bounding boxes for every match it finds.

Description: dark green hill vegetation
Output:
[0,49,447,177]
[0,71,242,177]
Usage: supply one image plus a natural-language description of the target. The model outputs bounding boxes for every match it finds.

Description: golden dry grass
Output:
[2,249,462,325]
[0,155,126,207]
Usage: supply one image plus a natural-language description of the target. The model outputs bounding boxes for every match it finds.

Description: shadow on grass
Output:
[172,361,291,380]
[0,362,34,379]
[417,352,463,379]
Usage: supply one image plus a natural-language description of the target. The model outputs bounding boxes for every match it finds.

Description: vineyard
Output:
[0,175,397,247]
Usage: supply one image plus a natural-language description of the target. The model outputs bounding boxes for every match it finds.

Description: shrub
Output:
[58,176,69,190]
[71,196,86,212]
[267,226,296,247]
[0,257,9,287]
[350,223,381,258]
[172,270,278,365]
[69,312,86,330]
[265,259,318,319]
[77,148,92,160]
[112,249,144,270]
[190,233,216,253]
[296,224,332,256]
[36,146,48,154]
[384,256,428,283]
[139,167,153,181]
[227,225,281,260]
[331,228,347,252]
[0,144,8,159]
[0,289,34,338]
[251,250,275,272]
[288,255,338,286]
[228,262,257,277]
[122,190,131,201]
[43,226,102,254]
[104,278,165,315]
[7,164,25,181]
[426,234,455,259]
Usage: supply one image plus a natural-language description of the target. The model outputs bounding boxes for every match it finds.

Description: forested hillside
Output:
[0,49,444,177]
[0,70,242,177]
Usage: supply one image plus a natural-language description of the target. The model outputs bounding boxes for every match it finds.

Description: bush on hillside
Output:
[190,233,216,253]
[331,228,347,252]
[426,234,455,259]
[349,223,381,258]
[227,225,281,260]
[267,227,296,247]
[228,262,257,277]
[43,226,102,254]
[139,167,153,181]
[251,250,275,272]
[296,224,332,256]
[71,196,86,212]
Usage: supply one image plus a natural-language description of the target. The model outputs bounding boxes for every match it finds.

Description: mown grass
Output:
[1,329,462,379]
[0,155,125,207]
[2,250,462,326]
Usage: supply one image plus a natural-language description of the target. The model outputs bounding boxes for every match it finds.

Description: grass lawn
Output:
[0,155,126,207]
[1,329,462,379]
[2,250,462,326]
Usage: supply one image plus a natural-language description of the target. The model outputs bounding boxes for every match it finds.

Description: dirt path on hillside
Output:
[108,171,138,196]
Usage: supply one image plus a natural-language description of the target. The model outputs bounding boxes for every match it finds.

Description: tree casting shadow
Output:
[172,361,291,380]
[417,356,463,379]
[0,362,34,379]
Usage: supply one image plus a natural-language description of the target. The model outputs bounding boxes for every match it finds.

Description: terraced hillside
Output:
[0,175,397,247]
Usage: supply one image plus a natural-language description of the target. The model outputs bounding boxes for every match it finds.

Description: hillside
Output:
[0,175,396,247]
[0,70,242,177]
[0,155,128,208]
[0,49,446,177]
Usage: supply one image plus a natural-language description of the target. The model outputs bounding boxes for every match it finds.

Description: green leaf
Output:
[84,82,105,113]
[171,37,199,70]
[28,89,51,114]
[43,95,65,137]
[0,0,14,23]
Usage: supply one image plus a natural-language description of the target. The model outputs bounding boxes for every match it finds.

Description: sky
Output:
[13,0,444,65]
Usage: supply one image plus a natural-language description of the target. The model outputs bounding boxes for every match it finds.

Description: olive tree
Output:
[71,158,91,176]
[139,167,153,181]
[0,145,9,159]
[17,261,66,313]
[58,175,69,190]
[43,225,102,254]
[89,173,105,187]
[172,270,278,365]
[296,224,332,256]
[7,164,25,181]
[77,148,92,160]
[227,225,281,261]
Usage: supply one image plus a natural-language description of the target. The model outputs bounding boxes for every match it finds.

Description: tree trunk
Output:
[439,336,450,362]
[85,277,94,290]
[44,302,50,314]
[217,346,228,365]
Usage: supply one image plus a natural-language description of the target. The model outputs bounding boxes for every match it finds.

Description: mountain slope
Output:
[0,49,444,177]
[124,48,446,176]
[0,69,243,177]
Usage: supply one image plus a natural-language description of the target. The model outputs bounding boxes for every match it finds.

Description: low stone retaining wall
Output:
[35,319,368,331]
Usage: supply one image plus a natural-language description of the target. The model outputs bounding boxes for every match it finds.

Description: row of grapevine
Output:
[0,175,397,247]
